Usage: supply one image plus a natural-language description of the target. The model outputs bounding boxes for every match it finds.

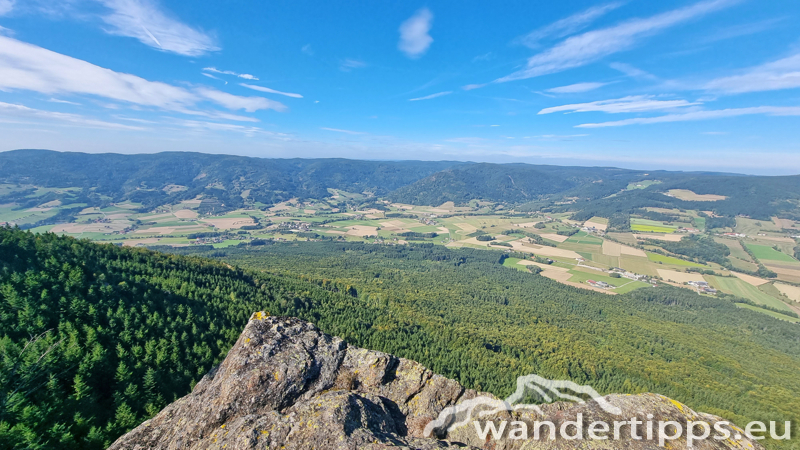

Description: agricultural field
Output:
[566,230,603,245]
[630,218,677,233]
[666,189,726,201]
[646,252,705,267]
[3,181,799,323]
[744,242,798,263]
[707,276,796,314]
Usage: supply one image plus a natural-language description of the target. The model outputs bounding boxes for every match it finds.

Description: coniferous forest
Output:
[1,228,800,448]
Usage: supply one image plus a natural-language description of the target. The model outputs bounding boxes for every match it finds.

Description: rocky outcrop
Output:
[109,313,764,450]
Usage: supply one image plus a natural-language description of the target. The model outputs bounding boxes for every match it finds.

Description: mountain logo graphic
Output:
[423,374,622,438]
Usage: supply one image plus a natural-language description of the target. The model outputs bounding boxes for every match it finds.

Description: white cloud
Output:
[203,67,258,81]
[0,101,144,130]
[240,83,303,99]
[170,119,271,137]
[0,35,285,115]
[409,91,452,101]
[98,0,219,56]
[497,0,735,83]
[576,106,800,127]
[462,83,486,91]
[0,0,14,16]
[515,2,623,48]
[705,53,800,94]
[546,82,609,94]
[301,44,314,56]
[398,8,433,59]
[472,52,493,62]
[194,87,286,113]
[48,98,82,105]
[201,72,226,83]
[609,62,658,80]
[321,127,365,135]
[339,58,367,72]
[700,17,785,44]
[539,95,699,114]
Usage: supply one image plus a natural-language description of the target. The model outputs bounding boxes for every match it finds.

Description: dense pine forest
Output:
[2,228,800,448]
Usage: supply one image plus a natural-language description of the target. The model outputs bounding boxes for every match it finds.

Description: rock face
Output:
[109,313,764,450]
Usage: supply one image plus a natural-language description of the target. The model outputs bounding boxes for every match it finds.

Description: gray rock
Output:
[109,313,764,450]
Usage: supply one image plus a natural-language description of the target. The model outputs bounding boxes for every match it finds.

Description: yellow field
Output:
[583,219,607,231]
[775,283,800,302]
[540,233,569,243]
[772,217,796,229]
[507,241,582,259]
[200,218,256,229]
[345,225,379,236]
[656,269,706,284]
[173,209,198,219]
[667,189,726,201]
[732,272,769,286]
[636,233,683,242]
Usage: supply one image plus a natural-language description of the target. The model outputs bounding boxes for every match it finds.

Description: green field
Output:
[566,230,603,245]
[566,269,650,294]
[630,218,677,233]
[502,257,532,272]
[735,304,800,323]
[693,216,706,230]
[647,252,705,267]
[707,276,794,313]
[744,243,798,263]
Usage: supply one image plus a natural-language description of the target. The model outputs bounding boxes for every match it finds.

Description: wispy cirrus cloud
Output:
[203,67,258,81]
[0,101,144,130]
[705,52,800,94]
[546,82,609,94]
[700,17,786,44]
[98,0,219,56]
[398,8,433,59]
[496,0,736,83]
[576,106,800,127]
[409,91,452,101]
[48,98,82,106]
[339,58,367,72]
[609,62,658,80]
[0,35,285,114]
[539,95,699,114]
[321,127,365,135]
[515,2,623,48]
[240,83,303,99]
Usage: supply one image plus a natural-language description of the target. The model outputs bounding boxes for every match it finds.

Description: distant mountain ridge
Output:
[2,149,799,220]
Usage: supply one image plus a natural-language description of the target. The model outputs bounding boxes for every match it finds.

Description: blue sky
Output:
[0,0,799,174]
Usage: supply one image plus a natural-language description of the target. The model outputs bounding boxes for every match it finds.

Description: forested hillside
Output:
[2,232,800,447]
[0,150,462,209]
[168,241,800,446]
[0,227,376,449]
[3,150,800,221]
[387,163,646,205]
